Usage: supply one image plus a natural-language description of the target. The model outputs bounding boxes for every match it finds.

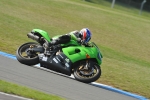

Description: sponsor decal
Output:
[56,57,61,62]
[65,58,69,63]
[65,63,69,67]
[59,54,63,58]
[42,57,47,61]
[53,58,58,63]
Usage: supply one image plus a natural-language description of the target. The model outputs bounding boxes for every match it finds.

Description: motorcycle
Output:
[16,29,103,83]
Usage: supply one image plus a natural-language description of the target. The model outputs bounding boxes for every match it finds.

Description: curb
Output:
[0,92,33,100]
[0,51,148,100]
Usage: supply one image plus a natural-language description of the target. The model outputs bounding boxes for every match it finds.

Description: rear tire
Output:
[73,61,101,83]
[16,42,40,65]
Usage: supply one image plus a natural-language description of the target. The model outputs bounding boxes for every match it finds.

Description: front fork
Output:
[79,59,92,70]
[78,59,95,76]
[85,60,90,70]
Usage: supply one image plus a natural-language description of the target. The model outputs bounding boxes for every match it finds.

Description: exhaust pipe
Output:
[27,33,39,42]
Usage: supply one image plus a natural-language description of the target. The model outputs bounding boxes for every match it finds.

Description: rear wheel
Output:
[73,60,101,83]
[16,42,40,65]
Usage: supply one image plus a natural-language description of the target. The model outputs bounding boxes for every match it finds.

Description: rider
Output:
[44,28,92,55]
[48,28,92,48]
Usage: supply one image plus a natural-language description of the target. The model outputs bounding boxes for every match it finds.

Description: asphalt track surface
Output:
[0,52,148,100]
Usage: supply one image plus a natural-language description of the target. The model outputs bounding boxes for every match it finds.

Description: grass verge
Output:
[0,80,65,100]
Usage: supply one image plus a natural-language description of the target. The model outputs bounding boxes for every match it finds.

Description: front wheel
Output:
[16,42,40,65]
[73,61,101,83]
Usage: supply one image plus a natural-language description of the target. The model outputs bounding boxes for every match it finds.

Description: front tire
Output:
[73,61,101,83]
[16,42,40,65]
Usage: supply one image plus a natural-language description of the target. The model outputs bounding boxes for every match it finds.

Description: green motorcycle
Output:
[16,29,103,83]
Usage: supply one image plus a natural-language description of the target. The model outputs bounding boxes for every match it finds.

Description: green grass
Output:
[0,0,150,99]
[0,80,65,100]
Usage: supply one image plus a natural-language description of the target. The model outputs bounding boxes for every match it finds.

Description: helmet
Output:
[79,28,92,44]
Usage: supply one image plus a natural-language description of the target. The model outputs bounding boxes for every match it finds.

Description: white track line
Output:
[0,92,33,100]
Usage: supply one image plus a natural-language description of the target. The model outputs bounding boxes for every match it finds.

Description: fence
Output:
[114,0,150,11]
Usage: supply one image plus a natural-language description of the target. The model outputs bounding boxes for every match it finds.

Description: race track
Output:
[0,54,142,100]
